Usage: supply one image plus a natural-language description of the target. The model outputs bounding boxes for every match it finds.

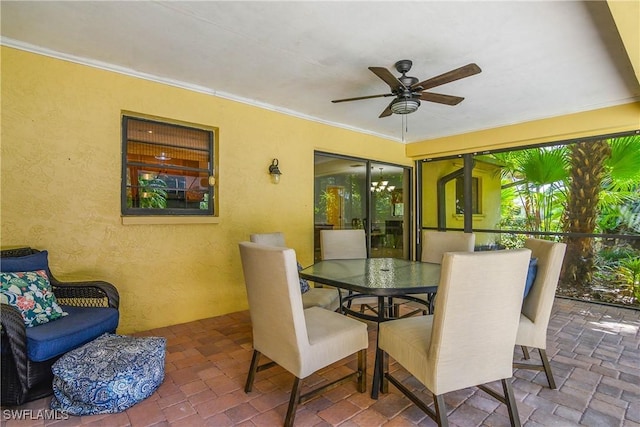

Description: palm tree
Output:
[561,140,611,288]
[562,136,640,289]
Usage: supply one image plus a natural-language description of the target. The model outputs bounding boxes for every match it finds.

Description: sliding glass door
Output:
[314,152,412,261]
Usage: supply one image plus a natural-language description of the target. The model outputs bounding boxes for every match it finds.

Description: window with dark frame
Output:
[455,176,480,214]
[121,115,215,216]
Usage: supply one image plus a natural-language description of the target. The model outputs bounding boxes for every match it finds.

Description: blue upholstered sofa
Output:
[0,248,119,406]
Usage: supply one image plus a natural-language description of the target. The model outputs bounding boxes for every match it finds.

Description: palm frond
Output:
[606,135,640,191]
[520,147,570,186]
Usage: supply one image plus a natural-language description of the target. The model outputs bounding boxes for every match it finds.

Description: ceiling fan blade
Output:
[369,67,406,92]
[331,93,392,103]
[420,92,465,105]
[412,63,482,91]
[379,101,394,118]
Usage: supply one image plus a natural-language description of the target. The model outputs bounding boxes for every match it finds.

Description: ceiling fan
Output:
[331,60,481,118]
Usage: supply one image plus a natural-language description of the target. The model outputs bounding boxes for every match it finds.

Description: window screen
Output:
[122,116,215,216]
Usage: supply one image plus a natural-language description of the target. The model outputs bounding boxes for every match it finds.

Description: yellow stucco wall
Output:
[1,47,410,333]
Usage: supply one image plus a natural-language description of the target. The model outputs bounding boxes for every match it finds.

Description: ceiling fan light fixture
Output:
[390,98,420,115]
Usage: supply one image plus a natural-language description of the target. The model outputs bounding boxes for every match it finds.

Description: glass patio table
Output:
[299,258,441,399]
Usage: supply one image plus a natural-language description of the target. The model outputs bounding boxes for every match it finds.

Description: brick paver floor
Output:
[2,297,638,426]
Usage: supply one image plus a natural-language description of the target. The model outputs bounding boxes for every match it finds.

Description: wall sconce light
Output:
[268,158,282,184]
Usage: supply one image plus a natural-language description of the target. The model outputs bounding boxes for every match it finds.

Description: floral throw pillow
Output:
[0,270,68,327]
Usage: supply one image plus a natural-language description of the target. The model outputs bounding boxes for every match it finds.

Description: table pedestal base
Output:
[338,293,430,399]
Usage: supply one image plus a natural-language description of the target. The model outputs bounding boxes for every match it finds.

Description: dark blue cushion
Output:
[523,258,538,298]
[296,261,311,294]
[1,251,49,273]
[25,305,119,362]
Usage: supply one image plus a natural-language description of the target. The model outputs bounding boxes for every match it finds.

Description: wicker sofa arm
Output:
[51,280,119,309]
[0,247,35,258]
[0,303,30,394]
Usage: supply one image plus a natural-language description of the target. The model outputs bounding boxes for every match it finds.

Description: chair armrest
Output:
[0,303,30,394]
[51,280,119,309]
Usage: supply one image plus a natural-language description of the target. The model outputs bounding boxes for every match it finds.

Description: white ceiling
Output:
[2,1,639,143]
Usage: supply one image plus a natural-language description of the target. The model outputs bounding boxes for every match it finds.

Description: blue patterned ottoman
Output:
[50,333,166,415]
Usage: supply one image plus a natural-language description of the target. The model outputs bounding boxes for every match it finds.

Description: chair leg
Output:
[428,293,436,314]
[539,348,557,389]
[284,377,302,427]
[514,346,556,389]
[433,394,449,427]
[357,349,367,393]
[251,349,364,426]
[245,350,261,392]
[501,379,521,427]
[521,346,530,360]
[382,350,389,394]
[385,369,441,424]
[337,289,345,314]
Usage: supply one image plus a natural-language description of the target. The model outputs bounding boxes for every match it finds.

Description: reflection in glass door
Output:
[370,162,408,259]
[314,152,411,261]
[325,185,345,228]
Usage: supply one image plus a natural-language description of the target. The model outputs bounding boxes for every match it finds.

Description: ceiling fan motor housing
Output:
[395,60,419,89]
[400,76,419,87]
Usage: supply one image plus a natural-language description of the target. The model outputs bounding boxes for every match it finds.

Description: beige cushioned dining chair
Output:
[421,230,476,263]
[514,238,567,389]
[320,229,367,260]
[249,232,287,247]
[250,232,340,311]
[403,230,476,316]
[239,242,368,427]
[319,229,378,313]
[379,249,532,427]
